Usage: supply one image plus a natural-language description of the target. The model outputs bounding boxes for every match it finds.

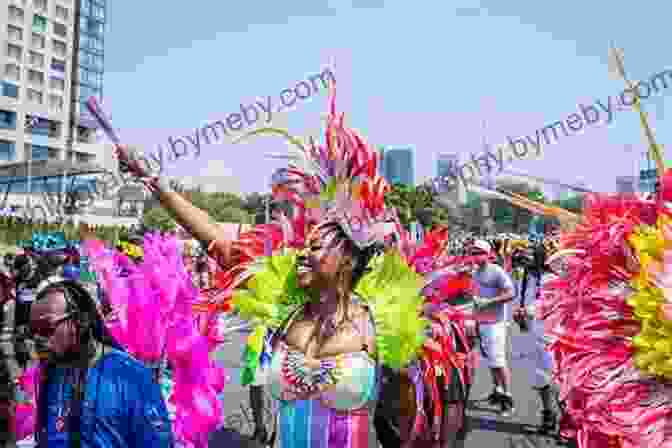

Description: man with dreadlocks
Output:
[23,237,174,447]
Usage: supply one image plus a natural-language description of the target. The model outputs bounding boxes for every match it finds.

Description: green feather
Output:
[355,250,429,369]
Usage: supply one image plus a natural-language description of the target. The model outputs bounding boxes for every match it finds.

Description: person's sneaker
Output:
[482,389,504,406]
[499,393,516,418]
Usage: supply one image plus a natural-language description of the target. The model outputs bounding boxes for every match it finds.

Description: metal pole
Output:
[265,196,270,224]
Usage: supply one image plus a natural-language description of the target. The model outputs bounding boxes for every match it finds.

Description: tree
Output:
[142,190,250,232]
[553,194,583,213]
[141,206,176,232]
[384,183,452,230]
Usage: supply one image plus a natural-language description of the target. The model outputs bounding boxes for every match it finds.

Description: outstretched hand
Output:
[116,144,153,179]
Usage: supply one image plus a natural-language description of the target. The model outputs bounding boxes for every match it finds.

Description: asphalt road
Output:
[463,323,568,448]
[214,322,570,448]
[17,324,570,448]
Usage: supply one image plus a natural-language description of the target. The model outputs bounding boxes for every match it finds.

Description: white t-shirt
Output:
[472,263,515,323]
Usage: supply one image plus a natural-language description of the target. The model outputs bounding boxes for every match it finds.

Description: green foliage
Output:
[143,207,177,232]
[143,190,251,232]
[384,184,451,230]
[0,217,131,249]
[553,194,583,213]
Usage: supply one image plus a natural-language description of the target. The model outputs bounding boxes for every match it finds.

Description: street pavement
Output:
[216,322,570,448]
[463,323,568,448]
[17,324,571,448]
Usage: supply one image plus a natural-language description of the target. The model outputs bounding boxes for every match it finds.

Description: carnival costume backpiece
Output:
[85,87,431,448]
[400,226,482,445]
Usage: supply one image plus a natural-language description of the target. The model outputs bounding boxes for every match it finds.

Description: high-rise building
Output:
[380,146,414,186]
[615,175,636,194]
[0,0,122,219]
[377,146,385,179]
[437,153,458,178]
[434,152,467,205]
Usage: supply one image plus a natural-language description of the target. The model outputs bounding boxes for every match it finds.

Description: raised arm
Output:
[115,144,236,270]
[151,186,233,267]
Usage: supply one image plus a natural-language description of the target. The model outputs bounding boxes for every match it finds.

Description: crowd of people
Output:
[1,86,671,448]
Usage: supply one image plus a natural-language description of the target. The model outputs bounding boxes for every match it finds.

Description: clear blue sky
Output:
[102,0,671,195]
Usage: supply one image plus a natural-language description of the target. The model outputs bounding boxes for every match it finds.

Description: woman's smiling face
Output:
[296,224,351,290]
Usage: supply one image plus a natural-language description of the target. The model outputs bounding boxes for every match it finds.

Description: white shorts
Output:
[478,321,509,368]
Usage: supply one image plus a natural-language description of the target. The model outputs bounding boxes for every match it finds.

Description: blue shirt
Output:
[39,349,174,448]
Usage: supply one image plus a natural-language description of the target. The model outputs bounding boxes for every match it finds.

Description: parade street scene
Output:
[2,1,672,447]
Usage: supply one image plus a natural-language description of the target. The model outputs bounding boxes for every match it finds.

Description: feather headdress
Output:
[235,84,393,249]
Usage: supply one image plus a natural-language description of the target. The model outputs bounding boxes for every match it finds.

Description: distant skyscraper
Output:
[437,153,459,178]
[377,146,386,178]
[615,176,636,194]
[381,146,414,186]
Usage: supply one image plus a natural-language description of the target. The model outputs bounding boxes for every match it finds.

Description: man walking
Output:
[467,240,516,417]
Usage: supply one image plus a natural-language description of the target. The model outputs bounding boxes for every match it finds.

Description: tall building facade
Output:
[380,146,414,186]
[436,152,458,178]
[0,0,107,194]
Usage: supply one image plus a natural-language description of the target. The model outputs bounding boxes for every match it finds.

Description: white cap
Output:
[472,239,492,253]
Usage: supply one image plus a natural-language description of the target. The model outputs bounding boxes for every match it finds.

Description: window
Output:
[32,144,48,160]
[49,58,66,83]
[8,25,23,41]
[52,39,66,56]
[31,32,45,49]
[28,50,44,67]
[52,22,66,37]
[50,58,66,71]
[32,15,47,33]
[0,110,17,129]
[91,3,104,21]
[6,44,22,62]
[48,93,62,110]
[0,141,16,162]
[79,84,99,101]
[27,88,42,104]
[49,77,64,90]
[4,64,20,81]
[48,120,60,138]
[55,5,68,21]
[81,17,103,37]
[26,115,47,134]
[33,0,47,13]
[80,69,102,89]
[2,82,19,99]
[80,51,103,71]
[27,69,44,86]
[8,5,25,23]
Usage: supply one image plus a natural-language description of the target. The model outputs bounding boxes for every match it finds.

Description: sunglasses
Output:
[29,313,74,339]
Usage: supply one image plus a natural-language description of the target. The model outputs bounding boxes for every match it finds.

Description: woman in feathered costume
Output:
[86,86,429,448]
